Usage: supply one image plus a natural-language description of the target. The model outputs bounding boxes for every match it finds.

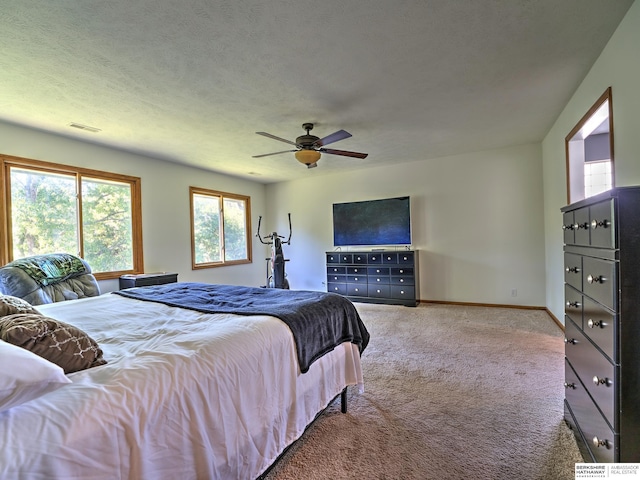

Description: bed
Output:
[0,282,369,479]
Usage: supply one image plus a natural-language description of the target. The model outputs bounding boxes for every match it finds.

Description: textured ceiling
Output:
[0,0,634,183]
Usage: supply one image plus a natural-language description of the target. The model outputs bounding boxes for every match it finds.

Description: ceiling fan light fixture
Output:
[295,149,321,165]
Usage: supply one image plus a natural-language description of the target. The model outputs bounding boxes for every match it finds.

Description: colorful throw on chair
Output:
[6,253,88,287]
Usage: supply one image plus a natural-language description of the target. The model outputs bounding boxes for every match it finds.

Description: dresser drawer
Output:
[565,359,616,463]
[369,275,390,285]
[589,199,615,249]
[398,252,414,265]
[564,285,583,328]
[382,253,398,264]
[327,283,347,295]
[339,254,353,264]
[391,285,415,300]
[346,266,366,275]
[352,253,367,264]
[391,267,413,276]
[367,253,383,264]
[563,211,576,245]
[347,284,367,296]
[327,266,346,275]
[326,253,340,264]
[575,206,591,246]
[368,284,390,298]
[327,274,346,283]
[346,274,367,284]
[583,297,616,362]
[564,253,582,291]
[367,266,389,276]
[391,275,414,286]
[582,256,617,311]
[565,318,615,428]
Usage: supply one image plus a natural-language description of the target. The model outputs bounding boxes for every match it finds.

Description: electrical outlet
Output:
[511,289,518,297]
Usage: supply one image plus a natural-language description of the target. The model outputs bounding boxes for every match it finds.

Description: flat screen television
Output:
[332,196,411,247]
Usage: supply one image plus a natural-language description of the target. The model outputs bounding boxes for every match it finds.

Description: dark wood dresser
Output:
[326,250,418,306]
[119,272,178,289]
[562,186,640,462]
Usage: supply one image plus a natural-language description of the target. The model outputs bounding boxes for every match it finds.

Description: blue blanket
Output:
[113,283,369,373]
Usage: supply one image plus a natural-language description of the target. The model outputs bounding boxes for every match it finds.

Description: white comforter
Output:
[0,293,364,479]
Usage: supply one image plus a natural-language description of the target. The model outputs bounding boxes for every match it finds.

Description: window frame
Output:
[565,87,615,204]
[189,186,252,269]
[0,154,144,280]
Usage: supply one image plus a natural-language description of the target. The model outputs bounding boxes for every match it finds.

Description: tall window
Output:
[1,155,143,279]
[189,186,252,269]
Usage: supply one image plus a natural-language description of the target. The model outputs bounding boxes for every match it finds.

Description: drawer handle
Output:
[566,301,581,308]
[565,266,580,274]
[592,436,611,449]
[587,319,606,329]
[564,382,576,389]
[591,219,611,230]
[562,223,577,231]
[577,222,589,230]
[593,376,612,387]
[587,274,605,284]
[564,338,577,345]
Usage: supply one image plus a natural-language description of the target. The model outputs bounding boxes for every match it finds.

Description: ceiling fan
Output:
[252,123,368,169]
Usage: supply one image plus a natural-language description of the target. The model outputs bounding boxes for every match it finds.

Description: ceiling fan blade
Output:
[256,131,299,147]
[314,129,352,147]
[319,148,368,159]
[252,149,297,158]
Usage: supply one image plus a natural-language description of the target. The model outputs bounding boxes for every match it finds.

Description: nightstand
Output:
[119,272,178,289]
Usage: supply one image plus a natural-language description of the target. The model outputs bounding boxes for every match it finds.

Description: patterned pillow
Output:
[0,314,107,374]
[0,295,40,317]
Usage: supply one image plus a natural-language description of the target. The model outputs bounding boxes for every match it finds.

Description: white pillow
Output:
[0,339,71,412]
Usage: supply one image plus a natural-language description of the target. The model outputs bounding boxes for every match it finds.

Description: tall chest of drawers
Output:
[326,250,418,306]
[562,186,640,462]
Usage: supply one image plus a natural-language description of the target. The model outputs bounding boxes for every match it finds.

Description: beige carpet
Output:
[264,303,584,480]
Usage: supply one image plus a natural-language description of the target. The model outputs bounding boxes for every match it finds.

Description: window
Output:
[565,87,615,204]
[189,186,252,269]
[584,160,613,198]
[1,155,143,279]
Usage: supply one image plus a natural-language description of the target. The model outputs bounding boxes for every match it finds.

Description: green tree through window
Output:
[1,155,143,279]
[190,187,252,268]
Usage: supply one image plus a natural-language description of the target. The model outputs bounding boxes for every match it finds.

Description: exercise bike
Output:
[257,213,292,289]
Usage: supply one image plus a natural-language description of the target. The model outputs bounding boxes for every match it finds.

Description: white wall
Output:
[266,143,546,307]
[542,0,640,321]
[0,121,267,292]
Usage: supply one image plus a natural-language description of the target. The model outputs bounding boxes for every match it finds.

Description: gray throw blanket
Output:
[114,283,369,373]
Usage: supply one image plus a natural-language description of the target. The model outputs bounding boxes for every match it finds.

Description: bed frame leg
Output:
[340,387,347,413]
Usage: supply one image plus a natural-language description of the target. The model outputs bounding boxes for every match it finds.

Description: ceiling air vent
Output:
[68,122,101,133]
